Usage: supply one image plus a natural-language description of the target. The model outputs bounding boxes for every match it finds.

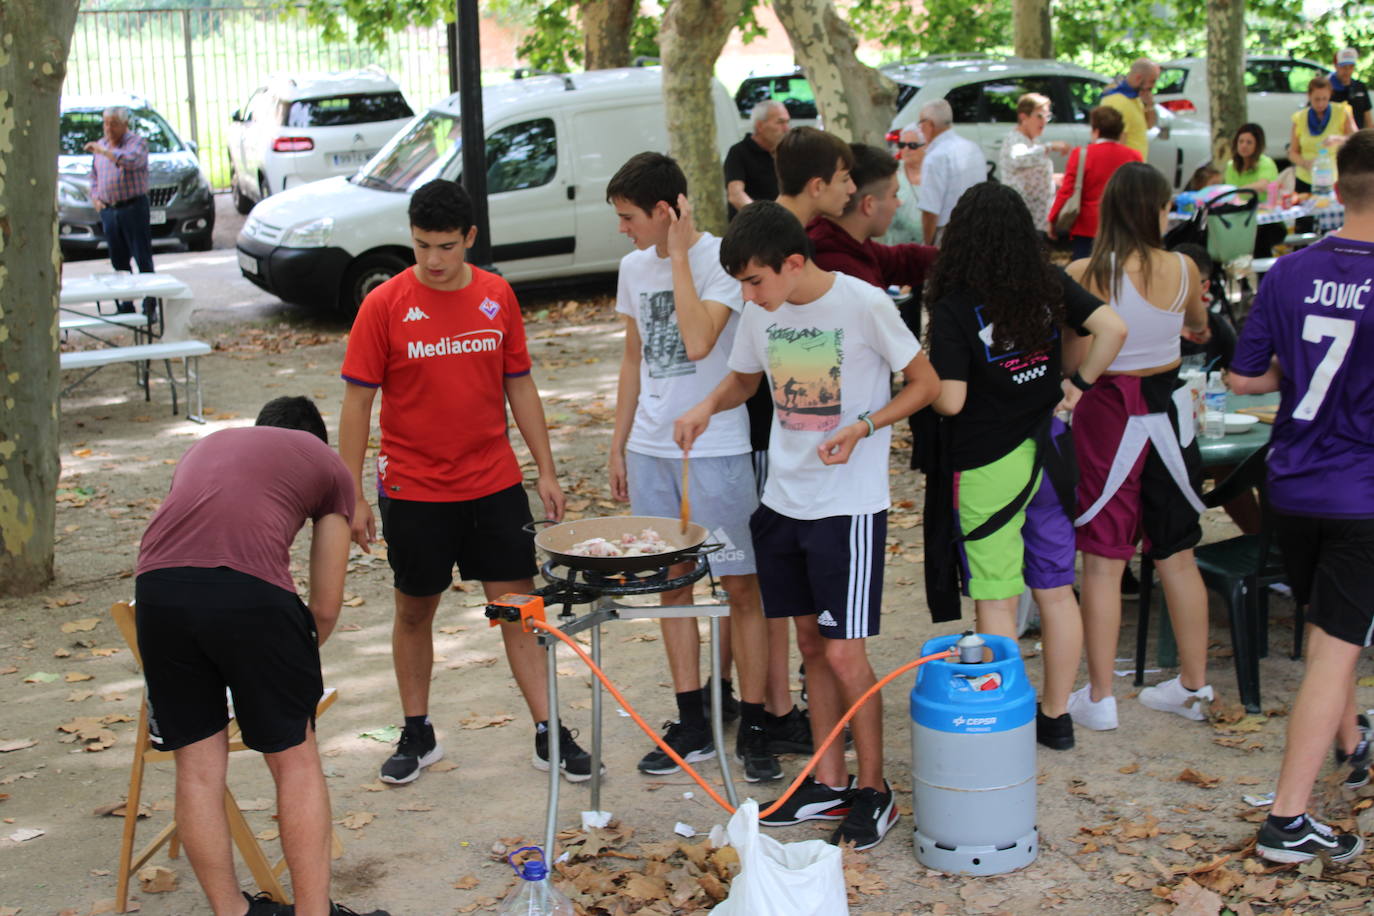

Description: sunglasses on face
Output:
[897,141,923,150]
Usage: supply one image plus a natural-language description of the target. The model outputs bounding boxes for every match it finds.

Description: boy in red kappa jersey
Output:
[339,180,585,785]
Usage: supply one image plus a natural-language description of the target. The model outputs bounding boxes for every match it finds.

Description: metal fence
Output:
[65,6,455,189]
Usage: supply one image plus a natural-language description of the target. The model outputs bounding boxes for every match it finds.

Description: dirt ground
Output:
[4,280,1374,916]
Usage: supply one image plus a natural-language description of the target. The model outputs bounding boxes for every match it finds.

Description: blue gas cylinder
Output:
[909,633,1037,876]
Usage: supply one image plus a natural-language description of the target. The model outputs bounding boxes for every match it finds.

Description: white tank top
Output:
[1106,252,1190,372]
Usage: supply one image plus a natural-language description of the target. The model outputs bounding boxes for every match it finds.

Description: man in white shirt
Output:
[916,99,986,245]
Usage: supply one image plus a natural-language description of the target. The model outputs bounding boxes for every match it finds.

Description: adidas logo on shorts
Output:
[817,610,839,628]
[402,306,430,322]
[711,527,747,564]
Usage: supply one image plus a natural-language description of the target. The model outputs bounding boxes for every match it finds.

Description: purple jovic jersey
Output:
[1232,235,1374,517]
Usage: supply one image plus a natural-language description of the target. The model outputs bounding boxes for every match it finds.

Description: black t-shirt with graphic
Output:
[928,268,1102,470]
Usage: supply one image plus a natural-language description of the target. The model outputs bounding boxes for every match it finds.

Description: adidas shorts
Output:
[749,505,887,640]
[625,451,757,576]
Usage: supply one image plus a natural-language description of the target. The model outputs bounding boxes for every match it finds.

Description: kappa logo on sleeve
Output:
[478,297,501,320]
[402,306,430,322]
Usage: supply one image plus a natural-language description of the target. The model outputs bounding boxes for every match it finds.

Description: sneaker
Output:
[1066,684,1118,731]
[637,720,715,775]
[1036,704,1074,751]
[759,775,853,826]
[764,706,814,755]
[1138,676,1213,722]
[830,781,899,851]
[1336,712,1371,790]
[1256,814,1365,864]
[329,904,393,916]
[735,723,783,783]
[533,722,603,784]
[243,892,287,915]
[701,678,740,724]
[378,721,442,785]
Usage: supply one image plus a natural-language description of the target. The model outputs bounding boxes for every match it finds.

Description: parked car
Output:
[57,94,215,255]
[881,56,1213,191]
[236,67,743,316]
[227,67,415,214]
[734,67,821,130]
[1154,55,1331,162]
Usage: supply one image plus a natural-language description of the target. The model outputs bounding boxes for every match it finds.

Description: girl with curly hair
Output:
[1066,162,1214,733]
[924,182,1126,750]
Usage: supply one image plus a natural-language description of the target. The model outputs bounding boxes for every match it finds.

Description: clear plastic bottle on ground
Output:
[497,846,575,916]
[1203,371,1227,439]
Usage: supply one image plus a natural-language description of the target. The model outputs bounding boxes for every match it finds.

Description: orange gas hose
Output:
[529,617,956,819]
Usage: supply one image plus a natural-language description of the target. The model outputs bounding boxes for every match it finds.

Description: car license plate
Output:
[149,209,167,225]
[332,151,374,167]
[237,250,258,275]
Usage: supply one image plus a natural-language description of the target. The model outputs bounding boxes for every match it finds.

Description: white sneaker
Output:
[1066,684,1118,731]
[1138,676,1213,722]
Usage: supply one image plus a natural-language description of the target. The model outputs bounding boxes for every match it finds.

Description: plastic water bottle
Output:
[497,846,574,916]
[1203,372,1227,440]
[1313,148,1335,196]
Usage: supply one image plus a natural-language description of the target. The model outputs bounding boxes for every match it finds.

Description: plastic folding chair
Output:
[110,600,341,912]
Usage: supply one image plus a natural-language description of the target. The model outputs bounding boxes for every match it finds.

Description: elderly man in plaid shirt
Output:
[86,106,154,314]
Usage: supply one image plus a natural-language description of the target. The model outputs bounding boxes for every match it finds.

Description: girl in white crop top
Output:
[1061,162,1214,734]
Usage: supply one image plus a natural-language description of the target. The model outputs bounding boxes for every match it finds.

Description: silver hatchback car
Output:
[57,95,215,255]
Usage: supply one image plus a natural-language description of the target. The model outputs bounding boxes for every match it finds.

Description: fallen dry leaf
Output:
[429,760,459,773]
[1167,878,1223,915]
[64,672,95,683]
[137,865,177,893]
[1179,768,1221,789]
[255,828,280,842]
[338,811,375,830]
[396,802,432,812]
[452,875,478,890]
[459,714,514,730]
[47,596,88,611]
[0,740,36,753]
[1119,763,1140,775]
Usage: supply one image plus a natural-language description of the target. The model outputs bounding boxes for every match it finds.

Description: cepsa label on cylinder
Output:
[952,715,998,731]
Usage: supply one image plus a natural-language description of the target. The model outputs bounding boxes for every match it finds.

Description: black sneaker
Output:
[243,892,287,915]
[759,775,853,826]
[830,781,899,851]
[1036,703,1074,751]
[533,721,603,783]
[735,723,783,783]
[378,721,442,785]
[1256,814,1364,864]
[765,706,814,755]
[329,904,392,916]
[1335,712,1371,790]
[638,720,715,775]
[701,678,740,724]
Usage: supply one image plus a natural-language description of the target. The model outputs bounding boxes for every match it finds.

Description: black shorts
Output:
[379,483,537,596]
[749,505,886,639]
[134,567,323,753]
[1275,513,1374,648]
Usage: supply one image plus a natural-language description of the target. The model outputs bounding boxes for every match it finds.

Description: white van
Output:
[236,67,742,316]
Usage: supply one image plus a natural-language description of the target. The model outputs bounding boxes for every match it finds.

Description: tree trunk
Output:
[582,0,635,70]
[1013,0,1053,59]
[659,0,743,237]
[773,0,897,146]
[0,0,77,594]
[1206,0,1246,170]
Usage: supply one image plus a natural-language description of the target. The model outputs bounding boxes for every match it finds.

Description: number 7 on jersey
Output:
[1292,315,1356,421]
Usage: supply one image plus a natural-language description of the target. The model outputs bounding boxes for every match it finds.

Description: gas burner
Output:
[537,556,710,604]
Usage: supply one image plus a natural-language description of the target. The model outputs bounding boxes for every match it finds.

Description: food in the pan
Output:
[569,528,671,558]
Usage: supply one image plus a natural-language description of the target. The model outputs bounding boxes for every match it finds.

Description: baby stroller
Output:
[1165,187,1259,327]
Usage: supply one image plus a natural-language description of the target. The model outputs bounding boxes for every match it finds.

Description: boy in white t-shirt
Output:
[676,200,940,850]
[606,153,780,783]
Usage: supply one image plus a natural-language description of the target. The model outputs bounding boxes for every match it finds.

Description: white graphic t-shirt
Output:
[615,233,750,458]
[728,271,921,519]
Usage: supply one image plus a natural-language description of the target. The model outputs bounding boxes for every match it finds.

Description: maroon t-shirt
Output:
[136,427,355,593]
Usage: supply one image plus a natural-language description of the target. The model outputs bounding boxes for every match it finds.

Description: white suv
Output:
[227,67,414,214]
[1154,55,1330,162]
[883,56,1213,191]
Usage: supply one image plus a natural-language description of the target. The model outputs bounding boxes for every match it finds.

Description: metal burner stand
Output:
[529,556,738,855]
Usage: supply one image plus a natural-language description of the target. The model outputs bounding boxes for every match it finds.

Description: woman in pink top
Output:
[1064,163,1214,733]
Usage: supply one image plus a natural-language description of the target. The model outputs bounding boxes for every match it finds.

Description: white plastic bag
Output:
[713,799,849,915]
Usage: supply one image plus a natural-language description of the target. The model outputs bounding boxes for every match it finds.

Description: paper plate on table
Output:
[1224,413,1260,434]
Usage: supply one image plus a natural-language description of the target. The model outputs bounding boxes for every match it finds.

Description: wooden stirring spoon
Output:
[679,451,690,535]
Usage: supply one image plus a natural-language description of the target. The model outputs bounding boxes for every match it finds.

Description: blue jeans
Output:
[99,195,155,312]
